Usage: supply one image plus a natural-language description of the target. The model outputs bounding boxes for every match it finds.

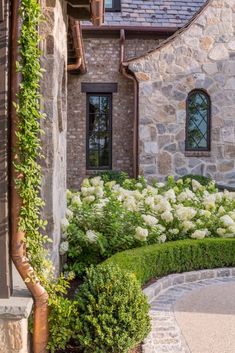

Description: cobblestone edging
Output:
[142,268,235,353]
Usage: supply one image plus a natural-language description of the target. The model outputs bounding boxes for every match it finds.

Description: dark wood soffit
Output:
[81,82,118,93]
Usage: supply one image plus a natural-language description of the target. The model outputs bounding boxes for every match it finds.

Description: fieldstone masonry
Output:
[128,0,235,186]
[40,0,68,269]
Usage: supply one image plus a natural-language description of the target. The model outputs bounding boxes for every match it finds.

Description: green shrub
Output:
[181,174,212,186]
[103,238,235,285]
[92,170,129,185]
[75,265,151,353]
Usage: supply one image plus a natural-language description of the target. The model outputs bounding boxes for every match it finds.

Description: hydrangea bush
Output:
[62,175,235,275]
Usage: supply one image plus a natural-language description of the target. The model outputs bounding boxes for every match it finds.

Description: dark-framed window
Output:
[86,93,112,170]
[186,90,211,151]
[105,0,121,12]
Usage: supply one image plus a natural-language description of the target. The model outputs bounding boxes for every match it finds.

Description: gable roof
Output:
[104,0,207,28]
[124,0,210,63]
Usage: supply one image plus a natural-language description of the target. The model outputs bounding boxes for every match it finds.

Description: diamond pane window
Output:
[87,94,112,169]
[186,90,211,151]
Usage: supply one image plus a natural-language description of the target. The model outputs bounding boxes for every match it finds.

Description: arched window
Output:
[186,90,211,151]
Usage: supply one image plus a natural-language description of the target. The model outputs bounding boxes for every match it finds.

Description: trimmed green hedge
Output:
[103,239,235,285]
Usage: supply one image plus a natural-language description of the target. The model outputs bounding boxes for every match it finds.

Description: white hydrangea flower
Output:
[105,181,116,188]
[169,228,179,235]
[192,179,202,191]
[158,234,167,243]
[71,195,82,207]
[199,210,211,217]
[136,182,143,189]
[59,241,69,255]
[124,196,138,211]
[182,221,195,232]
[81,178,90,187]
[217,228,226,237]
[61,218,69,232]
[175,206,197,221]
[90,176,103,187]
[178,188,196,202]
[156,224,166,234]
[66,189,73,199]
[154,199,172,213]
[145,196,155,209]
[191,229,208,240]
[83,195,96,204]
[220,215,234,227]
[66,209,73,219]
[134,227,148,241]
[86,230,98,243]
[164,189,176,203]
[142,214,158,227]
[161,211,173,223]
[95,186,104,198]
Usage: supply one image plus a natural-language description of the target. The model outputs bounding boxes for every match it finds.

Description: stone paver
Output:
[143,268,235,353]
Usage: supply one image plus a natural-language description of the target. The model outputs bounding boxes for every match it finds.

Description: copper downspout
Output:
[68,19,86,73]
[11,0,49,352]
[120,29,139,178]
[90,0,104,27]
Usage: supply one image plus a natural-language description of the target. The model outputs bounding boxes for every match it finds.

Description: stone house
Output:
[67,0,235,188]
[0,0,103,352]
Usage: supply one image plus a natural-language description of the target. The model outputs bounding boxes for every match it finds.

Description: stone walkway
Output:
[142,268,235,353]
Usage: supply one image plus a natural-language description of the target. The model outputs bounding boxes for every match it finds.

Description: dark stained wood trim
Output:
[86,93,112,170]
[81,82,118,93]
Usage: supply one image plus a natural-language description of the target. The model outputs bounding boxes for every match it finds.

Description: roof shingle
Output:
[103,0,207,28]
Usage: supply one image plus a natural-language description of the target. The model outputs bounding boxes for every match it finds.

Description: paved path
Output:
[143,269,235,353]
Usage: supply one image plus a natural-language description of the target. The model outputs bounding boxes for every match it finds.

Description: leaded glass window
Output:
[87,93,112,169]
[186,90,211,151]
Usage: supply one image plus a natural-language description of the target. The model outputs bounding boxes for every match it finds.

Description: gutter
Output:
[10,0,49,352]
[119,29,139,178]
[67,19,86,73]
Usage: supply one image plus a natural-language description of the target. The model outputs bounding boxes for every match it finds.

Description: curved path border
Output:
[142,267,235,353]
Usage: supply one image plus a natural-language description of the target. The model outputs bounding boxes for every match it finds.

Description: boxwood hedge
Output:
[102,238,235,285]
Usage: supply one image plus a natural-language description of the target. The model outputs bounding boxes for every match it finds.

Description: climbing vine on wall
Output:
[15,0,76,351]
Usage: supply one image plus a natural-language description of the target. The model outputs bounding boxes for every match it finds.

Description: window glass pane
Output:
[187,91,209,150]
[105,0,113,8]
[88,132,99,168]
[87,94,111,169]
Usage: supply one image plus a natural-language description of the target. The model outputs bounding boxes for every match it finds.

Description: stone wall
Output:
[67,36,162,189]
[40,0,67,269]
[128,0,235,186]
[0,0,11,298]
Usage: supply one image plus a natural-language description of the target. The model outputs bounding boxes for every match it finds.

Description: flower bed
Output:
[62,176,235,275]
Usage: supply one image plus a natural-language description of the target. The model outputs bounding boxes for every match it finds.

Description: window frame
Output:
[105,0,121,12]
[185,89,211,152]
[86,92,113,171]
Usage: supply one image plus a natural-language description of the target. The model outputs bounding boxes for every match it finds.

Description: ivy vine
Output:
[15,0,76,351]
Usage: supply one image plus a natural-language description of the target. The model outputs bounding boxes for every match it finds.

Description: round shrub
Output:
[75,265,151,353]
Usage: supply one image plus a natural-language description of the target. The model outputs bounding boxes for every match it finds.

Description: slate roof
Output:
[102,0,207,28]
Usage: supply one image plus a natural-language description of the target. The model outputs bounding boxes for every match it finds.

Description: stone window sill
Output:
[0,265,33,320]
[185,151,211,157]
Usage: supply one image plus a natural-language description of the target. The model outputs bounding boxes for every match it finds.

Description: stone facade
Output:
[40,0,68,269]
[0,0,11,298]
[128,0,235,186]
[67,36,162,189]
